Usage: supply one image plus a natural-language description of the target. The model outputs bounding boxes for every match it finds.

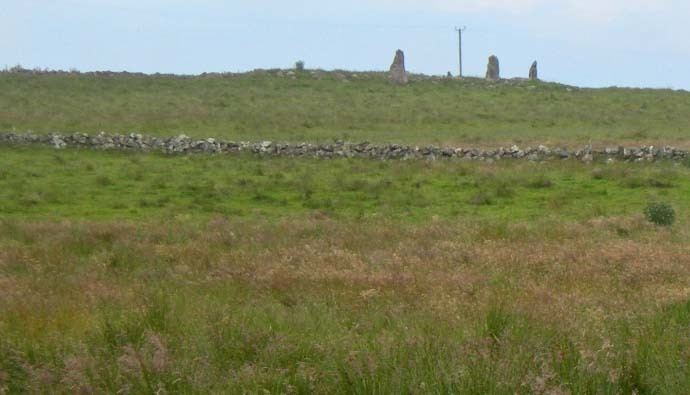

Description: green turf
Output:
[2,71,690,145]
[1,145,688,222]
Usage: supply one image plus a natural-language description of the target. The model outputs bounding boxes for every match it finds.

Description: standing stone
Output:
[486,55,500,81]
[529,61,538,80]
[389,49,408,85]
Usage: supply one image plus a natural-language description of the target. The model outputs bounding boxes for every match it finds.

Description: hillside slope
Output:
[1,70,689,146]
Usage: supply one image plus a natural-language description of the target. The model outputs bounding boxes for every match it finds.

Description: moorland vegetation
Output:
[2,70,690,393]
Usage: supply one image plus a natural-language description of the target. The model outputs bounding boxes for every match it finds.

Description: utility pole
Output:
[455,26,466,78]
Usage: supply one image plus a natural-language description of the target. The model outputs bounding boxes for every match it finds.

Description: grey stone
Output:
[486,55,500,81]
[529,61,538,80]
[389,49,408,85]
[1,132,687,164]
[51,135,66,149]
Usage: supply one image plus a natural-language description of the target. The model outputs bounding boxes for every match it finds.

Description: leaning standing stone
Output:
[389,49,408,85]
[529,61,538,80]
[486,55,500,81]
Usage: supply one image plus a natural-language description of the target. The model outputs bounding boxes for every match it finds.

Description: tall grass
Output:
[1,217,690,392]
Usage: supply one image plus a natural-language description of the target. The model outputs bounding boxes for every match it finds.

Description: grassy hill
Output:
[5,70,690,392]
[2,69,690,146]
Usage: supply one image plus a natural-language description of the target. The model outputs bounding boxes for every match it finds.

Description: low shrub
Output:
[591,168,606,180]
[526,175,553,189]
[494,183,515,198]
[644,202,675,226]
[469,191,493,206]
[647,168,677,188]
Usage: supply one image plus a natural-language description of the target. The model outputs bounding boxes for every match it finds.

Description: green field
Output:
[1,146,688,222]
[2,70,690,146]
[3,72,690,393]
[2,146,690,392]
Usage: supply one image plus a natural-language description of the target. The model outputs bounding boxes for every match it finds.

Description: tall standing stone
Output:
[529,61,538,80]
[486,55,500,81]
[389,49,408,85]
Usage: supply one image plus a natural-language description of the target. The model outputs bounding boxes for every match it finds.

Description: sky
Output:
[1,0,689,89]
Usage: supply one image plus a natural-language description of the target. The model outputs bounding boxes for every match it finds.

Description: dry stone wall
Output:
[1,132,688,163]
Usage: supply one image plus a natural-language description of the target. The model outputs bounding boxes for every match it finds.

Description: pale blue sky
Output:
[2,0,689,89]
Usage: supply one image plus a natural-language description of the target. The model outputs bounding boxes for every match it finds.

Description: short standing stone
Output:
[529,61,538,80]
[389,49,408,85]
[486,55,500,81]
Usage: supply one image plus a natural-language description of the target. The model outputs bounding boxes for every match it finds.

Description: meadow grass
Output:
[2,71,690,146]
[1,145,689,223]
[2,217,690,393]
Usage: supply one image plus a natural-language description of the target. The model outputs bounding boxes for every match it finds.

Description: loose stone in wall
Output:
[389,49,408,85]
